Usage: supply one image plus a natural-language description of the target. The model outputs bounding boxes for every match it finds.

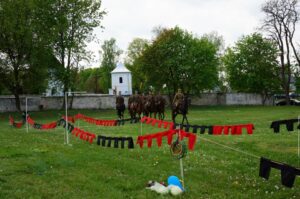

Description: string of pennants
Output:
[9,114,138,130]
[8,115,197,151]
[9,113,26,128]
[270,118,300,133]
[9,114,300,187]
[174,123,254,135]
[62,113,139,126]
[9,114,255,136]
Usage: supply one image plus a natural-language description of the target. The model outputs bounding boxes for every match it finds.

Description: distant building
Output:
[109,63,132,95]
[45,69,64,96]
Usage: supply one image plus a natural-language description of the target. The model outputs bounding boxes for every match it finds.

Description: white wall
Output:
[0,93,274,112]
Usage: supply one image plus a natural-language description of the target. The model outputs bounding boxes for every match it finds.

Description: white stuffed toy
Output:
[146,176,184,196]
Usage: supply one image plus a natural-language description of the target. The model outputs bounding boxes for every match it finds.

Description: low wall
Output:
[0,93,274,112]
[225,93,273,105]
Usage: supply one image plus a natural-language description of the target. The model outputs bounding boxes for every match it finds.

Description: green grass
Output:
[0,106,300,198]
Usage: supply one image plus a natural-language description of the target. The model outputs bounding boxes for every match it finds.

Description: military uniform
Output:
[173,89,184,108]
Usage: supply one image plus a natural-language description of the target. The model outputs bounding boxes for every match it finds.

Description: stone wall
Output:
[0,93,274,112]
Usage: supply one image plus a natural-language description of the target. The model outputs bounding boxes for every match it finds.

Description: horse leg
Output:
[161,112,165,120]
[182,114,189,125]
[172,110,177,123]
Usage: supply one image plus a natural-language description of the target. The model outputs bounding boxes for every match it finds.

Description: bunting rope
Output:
[200,136,260,159]
[9,115,26,128]
[140,116,174,130]
[136,129,196,151]
[27,116,58,130]
[174,123,254,135]
[270,118,300,133]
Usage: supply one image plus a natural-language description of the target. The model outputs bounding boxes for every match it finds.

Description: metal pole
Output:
[298,115,300,167]
[140,118,143,136]
[26,97,28,133]
[177,127,184,189]
[180,157,184,189]
[65,93,69,144]
[64,91,86,145]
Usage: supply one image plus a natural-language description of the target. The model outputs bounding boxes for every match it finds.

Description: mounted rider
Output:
[173,88,184,108]
[116,91,125,120]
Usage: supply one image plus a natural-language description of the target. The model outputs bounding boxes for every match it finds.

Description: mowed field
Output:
[0,106,299,199]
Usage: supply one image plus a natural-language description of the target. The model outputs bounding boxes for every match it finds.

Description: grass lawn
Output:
[0,106,299,198]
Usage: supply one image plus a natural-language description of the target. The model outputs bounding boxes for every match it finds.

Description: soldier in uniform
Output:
[173,88,184,108]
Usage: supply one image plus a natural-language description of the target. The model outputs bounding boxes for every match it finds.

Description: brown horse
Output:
[128,94,143,122]
[143,94,156,118]
[172,95,189,125]
[154,95,166,120]
[116,95,125,120]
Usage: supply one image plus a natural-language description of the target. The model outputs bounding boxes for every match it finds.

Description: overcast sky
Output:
[86,0,273,67]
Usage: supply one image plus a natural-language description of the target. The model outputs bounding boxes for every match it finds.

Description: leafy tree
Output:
[202,32,227,92]
[50,0,105,102]
[223,33,280,104]
[75,68,101,93]
[0,0,51,110]
[99,38,122,93]
[125,38,149,92]
[139,26,219,98]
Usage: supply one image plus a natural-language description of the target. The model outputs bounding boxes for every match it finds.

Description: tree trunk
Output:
[14,92,21,112]
[261,93,267,106]
[284,26,292,105]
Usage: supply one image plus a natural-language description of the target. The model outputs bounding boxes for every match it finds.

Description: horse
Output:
[172,95,189,125]
[154,95,166,120]
[143,94,156,118]
[128,94,143,122]
[116,95,125,120]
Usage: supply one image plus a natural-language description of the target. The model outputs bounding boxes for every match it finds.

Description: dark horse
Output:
[128,94,143,122]
[116,95,125,120]
[154,95,166,120]
[143,94,166,120]
[143,94,156,118]
[172,95,189,125]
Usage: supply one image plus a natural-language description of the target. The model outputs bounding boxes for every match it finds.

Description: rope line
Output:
[201,136,260,159]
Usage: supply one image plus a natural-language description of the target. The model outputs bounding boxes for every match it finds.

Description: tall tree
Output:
[99,38,122,93]
[262,0,300,104]
[139,26,219,99]
[223,33,280,104]
[0,0,51,110]
[202,32,227,92]
[51,0,105,101]
[125,38,149,92]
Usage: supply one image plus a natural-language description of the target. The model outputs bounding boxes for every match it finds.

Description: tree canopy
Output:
[0,0,106,110]
[0,0,53,110]
[125,38,149,92]
[50,0,106,95]
[223,33,280,103]
[138,26,219,96]
[99,38,122,93]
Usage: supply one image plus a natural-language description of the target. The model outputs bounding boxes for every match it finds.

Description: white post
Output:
[26,97,28,133]
[298,115,300,166]
[180,157,184,189]
[178,128,185,189]
[63,91,86,145]
[65,92,69,144]
[140,119,143,136]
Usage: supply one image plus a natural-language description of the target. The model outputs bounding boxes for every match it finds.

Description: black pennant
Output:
[259,157,300,188]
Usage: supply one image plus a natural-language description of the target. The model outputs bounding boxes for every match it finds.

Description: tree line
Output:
[1,0,300,111]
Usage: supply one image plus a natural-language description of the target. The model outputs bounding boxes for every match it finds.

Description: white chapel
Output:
[109,63,132,95]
